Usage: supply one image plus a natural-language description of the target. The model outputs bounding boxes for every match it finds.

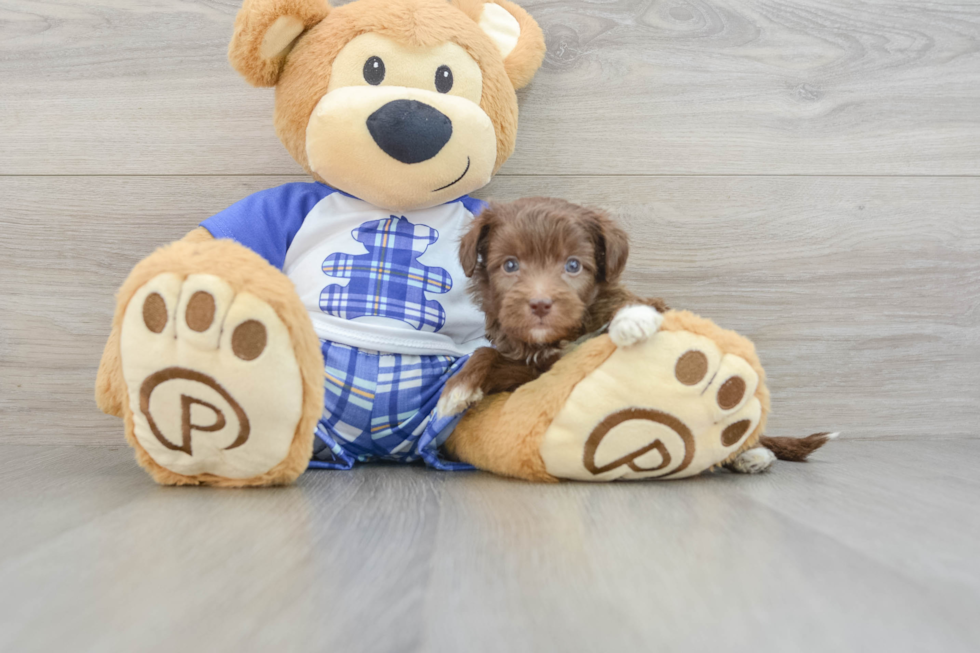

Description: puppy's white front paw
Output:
[437,384,484,417]
[609,305,663,348]
[728,447,776,474]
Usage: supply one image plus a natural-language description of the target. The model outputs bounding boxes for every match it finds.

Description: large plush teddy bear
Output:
[96,0,814,487]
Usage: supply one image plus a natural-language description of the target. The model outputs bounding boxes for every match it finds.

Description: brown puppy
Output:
[437,197,667,416]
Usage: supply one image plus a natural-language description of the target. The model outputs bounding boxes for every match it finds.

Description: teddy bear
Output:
[95,0,827,487]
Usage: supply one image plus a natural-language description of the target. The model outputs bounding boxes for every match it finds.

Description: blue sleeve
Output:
[459,195,488,217]
[200,182,337,270]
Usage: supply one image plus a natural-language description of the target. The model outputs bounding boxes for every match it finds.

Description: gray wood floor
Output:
[1,440,978,652]
[1,0,979,650]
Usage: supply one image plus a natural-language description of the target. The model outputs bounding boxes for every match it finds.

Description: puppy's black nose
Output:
[366,100,453,164]
[529,298,553,318]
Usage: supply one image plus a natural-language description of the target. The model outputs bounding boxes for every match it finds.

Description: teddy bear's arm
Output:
[94,228,214,417]
[180,227,215,244]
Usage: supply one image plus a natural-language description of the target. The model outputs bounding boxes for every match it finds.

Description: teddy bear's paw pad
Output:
[120,274,304,479]
[539,330,762,481]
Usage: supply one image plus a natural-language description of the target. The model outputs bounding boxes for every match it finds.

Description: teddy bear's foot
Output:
[119,273,306,482]
[539,328,763,481]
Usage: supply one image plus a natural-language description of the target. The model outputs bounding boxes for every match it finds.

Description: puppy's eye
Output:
[363,56,385,85]
[435,65,453,93]
[502,258,520,274]
[565,258,582,275]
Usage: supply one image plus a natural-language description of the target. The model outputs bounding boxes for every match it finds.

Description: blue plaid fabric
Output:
[309,340,475,471]
[320,216,452,332]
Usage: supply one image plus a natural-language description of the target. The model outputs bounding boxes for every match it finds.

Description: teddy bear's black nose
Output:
[366,100,453,164]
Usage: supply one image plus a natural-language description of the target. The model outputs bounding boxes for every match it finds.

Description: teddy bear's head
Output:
[229,0,545,212]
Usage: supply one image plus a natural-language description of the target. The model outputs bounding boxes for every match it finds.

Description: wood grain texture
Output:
[1,175,976,445]
[1,440,978,652]
[1,1,978,649]
[2,0,980,175]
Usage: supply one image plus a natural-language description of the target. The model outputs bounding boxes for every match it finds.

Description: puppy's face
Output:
[461,197,630,345]
[485,214,597,345]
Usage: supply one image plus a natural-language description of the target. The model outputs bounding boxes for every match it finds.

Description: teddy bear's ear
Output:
[228,0,331,87]
[471,0,546,89]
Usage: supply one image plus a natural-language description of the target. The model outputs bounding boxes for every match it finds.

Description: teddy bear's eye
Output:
[435,65,453,93]
[363,56,385,85]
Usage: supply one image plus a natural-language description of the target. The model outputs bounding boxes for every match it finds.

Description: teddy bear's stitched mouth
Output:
[432,156,470,192]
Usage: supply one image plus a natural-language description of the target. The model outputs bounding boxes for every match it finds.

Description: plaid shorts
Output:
[308,340,475,471]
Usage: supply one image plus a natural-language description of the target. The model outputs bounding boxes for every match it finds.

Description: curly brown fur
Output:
[444,197,667,400]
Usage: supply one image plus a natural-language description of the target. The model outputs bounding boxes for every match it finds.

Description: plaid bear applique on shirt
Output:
[320,215,453,332]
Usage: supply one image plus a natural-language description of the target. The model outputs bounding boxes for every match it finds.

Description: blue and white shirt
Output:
[201,183,489,357]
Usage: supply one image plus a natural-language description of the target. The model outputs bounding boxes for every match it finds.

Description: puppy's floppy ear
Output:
[228,0,330,87]
[454,0,546,89]
[459,207,495,277]
[584,208,630,284]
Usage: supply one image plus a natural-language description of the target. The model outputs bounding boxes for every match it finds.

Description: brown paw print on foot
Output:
[540,329,764,481]
[119,273,304,479]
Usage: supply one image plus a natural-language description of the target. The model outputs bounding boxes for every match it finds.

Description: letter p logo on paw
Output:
[139,367,249,455]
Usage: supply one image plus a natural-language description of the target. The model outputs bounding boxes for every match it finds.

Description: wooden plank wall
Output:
[1,0,978,445]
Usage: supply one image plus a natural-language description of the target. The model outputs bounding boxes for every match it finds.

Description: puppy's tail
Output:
[759,432,839,462]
